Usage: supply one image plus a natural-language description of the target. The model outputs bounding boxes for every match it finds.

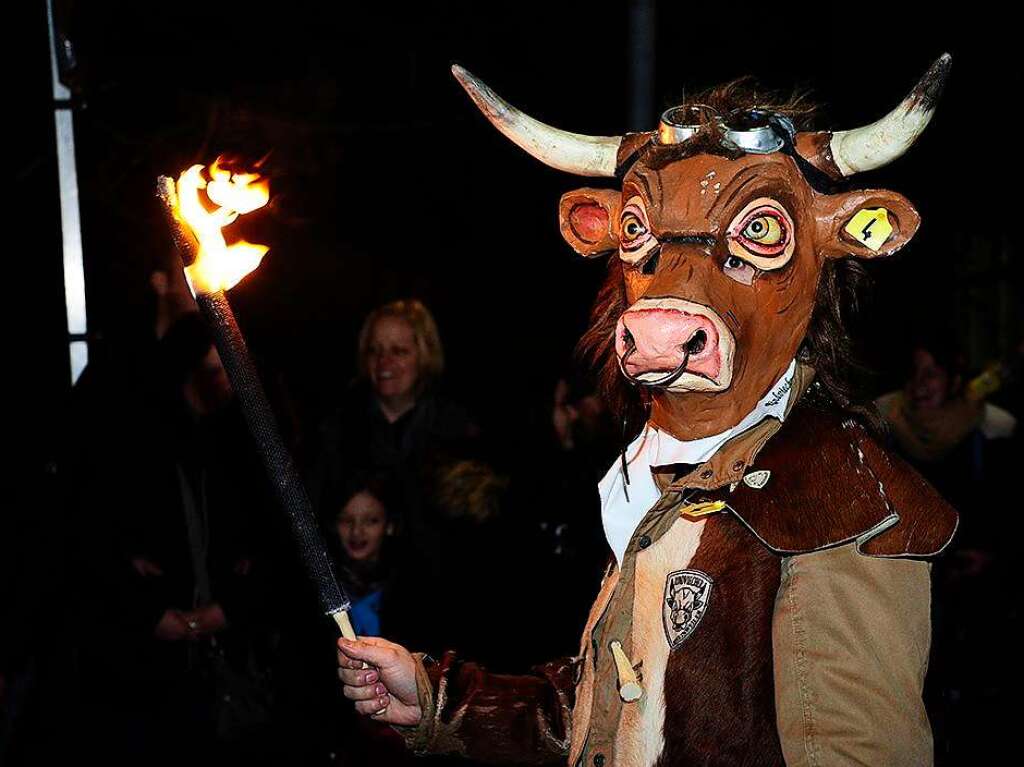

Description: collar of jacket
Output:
[655,362,816,494]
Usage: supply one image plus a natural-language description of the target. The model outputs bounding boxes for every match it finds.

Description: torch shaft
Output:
[157,174,351,623]
[195,289,351,617]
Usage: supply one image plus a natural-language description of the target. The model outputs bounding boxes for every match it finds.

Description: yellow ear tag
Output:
[844,208,893,251]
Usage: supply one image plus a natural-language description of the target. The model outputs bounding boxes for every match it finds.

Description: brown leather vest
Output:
[571,400,957,767]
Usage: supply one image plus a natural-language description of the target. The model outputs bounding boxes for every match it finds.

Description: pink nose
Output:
[615,308,721,380]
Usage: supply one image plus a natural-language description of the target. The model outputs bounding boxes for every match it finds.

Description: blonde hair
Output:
[357,299,445,386]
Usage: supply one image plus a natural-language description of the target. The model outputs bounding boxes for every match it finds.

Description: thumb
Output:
[338,637,401,669]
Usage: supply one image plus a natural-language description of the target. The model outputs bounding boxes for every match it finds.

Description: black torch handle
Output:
[195,290,351,617]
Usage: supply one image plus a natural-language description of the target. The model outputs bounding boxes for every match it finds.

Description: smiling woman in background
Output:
[360,301,443,425]
[315,300,478,561]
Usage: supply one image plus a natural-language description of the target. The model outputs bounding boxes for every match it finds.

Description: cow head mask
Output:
[453,57,949,439]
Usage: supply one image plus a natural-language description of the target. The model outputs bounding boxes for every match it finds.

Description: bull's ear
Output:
[559,188,621,257]
[816,188,920,260]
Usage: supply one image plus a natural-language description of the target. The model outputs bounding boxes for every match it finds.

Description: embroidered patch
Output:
[663,569,713,648]
[742,469,771,489]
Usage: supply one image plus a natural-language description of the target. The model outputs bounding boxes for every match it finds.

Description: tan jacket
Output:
[400,377,957,766]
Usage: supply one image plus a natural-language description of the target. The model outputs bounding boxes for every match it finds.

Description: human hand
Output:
[337,637,422,726]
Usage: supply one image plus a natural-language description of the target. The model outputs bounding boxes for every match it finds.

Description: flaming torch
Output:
[156,160,357,640]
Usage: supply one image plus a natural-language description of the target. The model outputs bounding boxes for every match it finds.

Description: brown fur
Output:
[619,518,707,766]
[657,513,784,766]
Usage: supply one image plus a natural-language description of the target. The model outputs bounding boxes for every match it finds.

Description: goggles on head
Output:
[657,105,797,154]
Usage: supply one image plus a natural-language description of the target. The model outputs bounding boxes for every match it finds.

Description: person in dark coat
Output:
[72,313,275,766]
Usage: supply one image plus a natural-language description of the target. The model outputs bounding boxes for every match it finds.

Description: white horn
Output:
[830,54,951,176]
[452,65,621,177]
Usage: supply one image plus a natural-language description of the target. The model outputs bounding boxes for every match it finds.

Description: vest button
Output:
[638,534,652,549]
[593,754,606,767]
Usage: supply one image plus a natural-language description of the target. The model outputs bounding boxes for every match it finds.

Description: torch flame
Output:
[175,159,270,295]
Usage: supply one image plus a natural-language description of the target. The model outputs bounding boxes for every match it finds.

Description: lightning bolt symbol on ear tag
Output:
[845,208,893,251]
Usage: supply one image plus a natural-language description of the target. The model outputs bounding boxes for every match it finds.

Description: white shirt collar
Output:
[598,360,797,565]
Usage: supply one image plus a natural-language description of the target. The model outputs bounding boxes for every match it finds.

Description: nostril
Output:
[622,327,636,351]
[684,329,707,356]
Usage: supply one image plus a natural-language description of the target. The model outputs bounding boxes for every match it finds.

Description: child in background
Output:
[332,478,395,637]
[270,474,425,765]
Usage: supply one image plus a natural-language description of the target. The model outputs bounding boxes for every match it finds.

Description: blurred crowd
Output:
[2,267,616,766]
[874,337,1020,766]
[1,267,1019,767]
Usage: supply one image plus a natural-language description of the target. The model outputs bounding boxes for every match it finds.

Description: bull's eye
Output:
[734,209,787,255]
[741,216,782,245]
[621,214,647,243]
[618,195,658,266]
[726,198,795,270]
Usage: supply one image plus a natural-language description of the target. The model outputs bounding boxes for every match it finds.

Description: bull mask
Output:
[453,57,949,439]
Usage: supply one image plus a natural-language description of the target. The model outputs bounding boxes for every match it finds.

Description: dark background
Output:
[13,2,1019,480]
[4,2,1021,765]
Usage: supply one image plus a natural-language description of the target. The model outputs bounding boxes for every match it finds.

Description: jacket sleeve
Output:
[395,651,577,765]
[772,544,933,767]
